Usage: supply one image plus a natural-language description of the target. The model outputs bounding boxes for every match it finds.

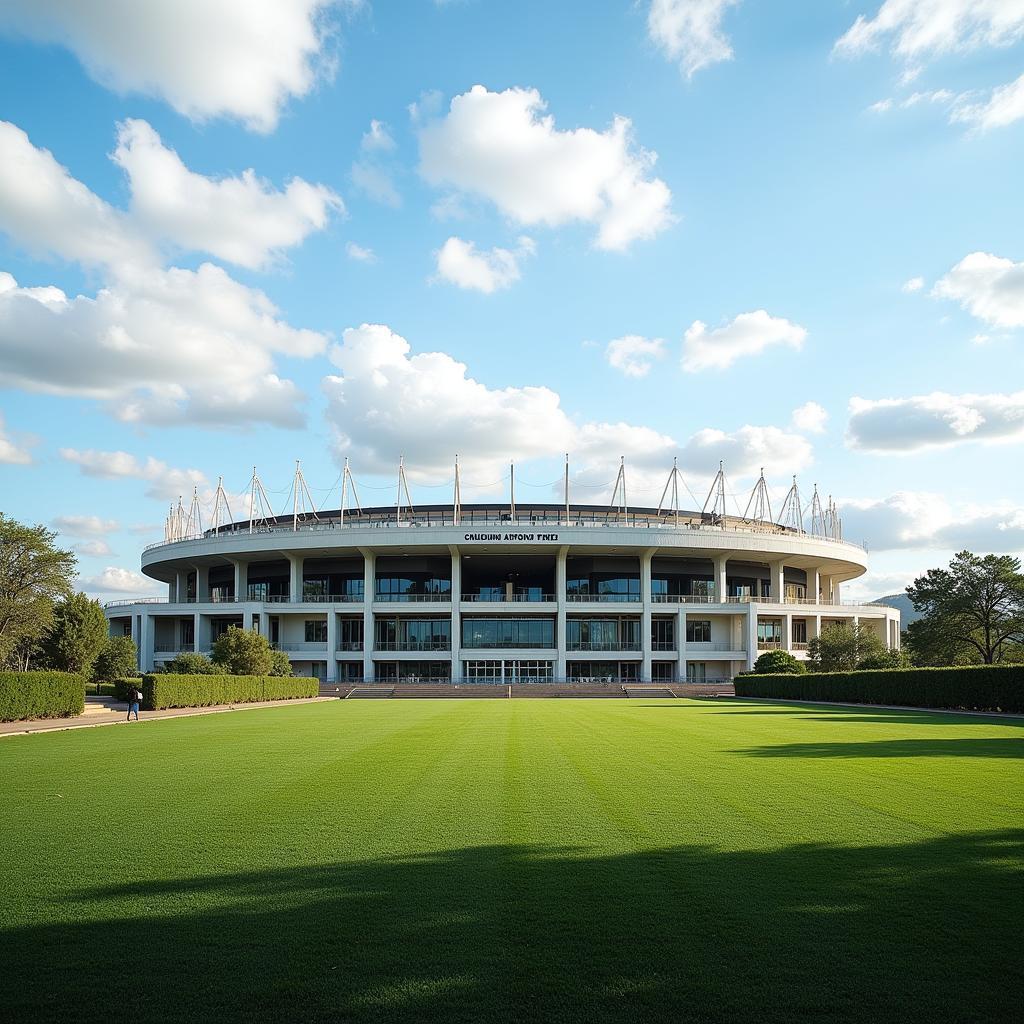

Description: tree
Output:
[93,635,139,681]
[164,651,218,674]
[808,622,888,673]
[0,513,76,670]
[856,648,909,670]
[269,649,293,677]
[906,551,1024,665]
[40,592,108,676]
[211,626,273,675]
[751,650,806,674]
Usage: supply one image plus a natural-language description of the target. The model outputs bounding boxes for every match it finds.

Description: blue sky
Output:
[0,0,1022,601]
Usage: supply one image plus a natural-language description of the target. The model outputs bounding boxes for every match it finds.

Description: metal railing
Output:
[566,593,642,603]
[461,641,558,650]
[567,641,643,651]
[461,593,556,603]
[686,641,742,652]
[757,640,783,650]
[337,641,364,651]
[276,642,329,652]
[374,640,452,652]
[374,593,452,603]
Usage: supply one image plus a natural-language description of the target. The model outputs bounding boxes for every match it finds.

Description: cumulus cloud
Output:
[0,411,32,464]
[418,85,673,251]
[0,265,325,427]
[346,242,376,262]
[351,118,401,207]
[681,310,807,372]
[434,236,534,293]
[0,1,351,132]
[73,539,114,557]
[59,449,207,500]
[647,0,741,77]
[82,566,157,596]
[841,491,1024,553]
[604,335,666,378]
[112,119,342,270]
[0,120,154,271]
[902,275,925,292]
[834,0,1024,61]
[952,72,1024,131]
[322,323,814,487]
[847,391,1024,452]
[791,401,828,434]
[52,514,120,536]
[932,251,1024,328]
[361,119,395,152]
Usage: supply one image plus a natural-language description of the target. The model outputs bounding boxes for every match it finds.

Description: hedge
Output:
[734,664,1024,713]
[142,674,319,710]
[0,671,86,722]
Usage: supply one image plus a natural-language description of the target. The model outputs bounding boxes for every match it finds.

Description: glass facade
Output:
[375,617,451,650]
[376,575,451,600]
[304,620,328,643]
[651,619,675,650]
[685,619,712,643]
[375,661,451,682]
[461,618,555,648]
[463,660,554,682]
[567,662,639,681]
[567,618,641,650]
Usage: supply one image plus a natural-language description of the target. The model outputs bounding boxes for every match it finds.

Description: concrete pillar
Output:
[745,605,758,671]
[676,608,686,683]
[231,559,248,602]
[194,565,209,603]
[783,612,793,653]
[140,613,154,673]
[326,611,337,683]
[640,548,655,682]
[287,554,303,603]
[713,555,728,602]
[808,567,821,604]
[360,549,375,682]
[555,545,569,681]
[193,612,202,654]
[259,610,270,640]
[174,570,187,604]
[833,580,842,603]
[770,560,785,604]
[168,581,176,602]
[449,546,461,683]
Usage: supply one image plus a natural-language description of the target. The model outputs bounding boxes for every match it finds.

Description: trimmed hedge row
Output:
[734,664,1024,713]
[142,673,319,710]
[0,671,86,722]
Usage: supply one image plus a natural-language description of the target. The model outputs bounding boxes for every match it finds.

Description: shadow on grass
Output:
[1,832,1022,1023]
[736,737,1024,758]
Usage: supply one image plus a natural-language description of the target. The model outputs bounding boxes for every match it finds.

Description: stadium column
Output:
[820,572,833,604]
[194,612,205,655]
[174,570,187,603]
[808,566,821,603]
[676,607,686,683]
[770,560,785,603]
[555,545,569,681]
[783,612,793,653]
[359,548,375,682]
[640,548,656,682]
[140,613,154,673]
[194,564,209,602]
[744,604,758,672]
[449,545,461,683]
[287,554,303,602]
[326,610,337,683]
[713,555,728,601]
[230,559,247,603]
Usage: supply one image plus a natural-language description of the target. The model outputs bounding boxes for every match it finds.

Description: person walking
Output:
[127,684,142,722]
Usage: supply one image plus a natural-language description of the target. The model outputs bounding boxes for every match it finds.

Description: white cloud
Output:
[869,98,895,113]
[0,410,32,464]
[52,514,120,536]
[0,1,351,132]
[350,159,401,208]
[841,491,1024,553]
[0,120,154,271]
[418,85,673,251]
[111,119,342,270]
[346,241,377,263]
[647,0,741,78]
[82,566,158,596]
[952,72,1024,131]
[902,275,925,292]
[59,449,208,500]
[605,335,666,378]
[681,310,807,372]
[847,391,1024,452]
[791,401,828,434]
[73,539,114,557]
[434,236,534,293]
[932,251,1024,328]
[321,323,814,487]
[835,1,1024,61]
[0,265,325,427]
[361,119,395,152]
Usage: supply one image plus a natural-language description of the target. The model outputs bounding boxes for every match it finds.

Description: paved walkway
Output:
[0,696,335,738]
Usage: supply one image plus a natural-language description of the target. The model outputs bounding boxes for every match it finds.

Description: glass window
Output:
[757,620,782,643]
[305,620,328,643]
[651,620,674,649]
[461,619,555,648]
[686,662,707,683]
[686,619,711,643]
[792,619,807,644]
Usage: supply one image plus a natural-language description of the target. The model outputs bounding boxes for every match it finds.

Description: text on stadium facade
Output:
[463,533,560,542]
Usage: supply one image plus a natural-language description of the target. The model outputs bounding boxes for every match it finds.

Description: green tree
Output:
[40,592,108,675]
[211,626,273,675]
[93,635,138,681]
[269,649,293,677]
[0,513,76,670]
[808,622,888,673]
[906,551,1024,665]
[751,650,806,674]
[856,647,909,670]
[164,651,218,674]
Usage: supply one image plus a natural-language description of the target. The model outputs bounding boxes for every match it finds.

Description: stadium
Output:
[104,460,900,686]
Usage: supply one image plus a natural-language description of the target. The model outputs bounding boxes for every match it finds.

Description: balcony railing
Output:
[337,641,364,651]
[792,641,809,651]
[374,640,452,652]
[461,593,555,603]
[650,641,676,651]
[154,644,194,653]
[686,641,741,652]
[567,641,642,651]
[276,642,328,653]
[374,593,452,603]
[757,640,783,650]
[462,641,557,650]
[566,594,641,603]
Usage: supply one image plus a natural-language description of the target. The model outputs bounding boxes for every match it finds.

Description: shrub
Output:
[163,652,218,674]
[211,627,273,675]
[112,677,144,702]
[0,671,85,721]
[93,635,138,682]
[751,650,806,674]
[734,664,1024,713]
[269,649,292,677]
[142,673,318,710]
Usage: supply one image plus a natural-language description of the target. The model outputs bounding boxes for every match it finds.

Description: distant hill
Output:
[868,593,921,625]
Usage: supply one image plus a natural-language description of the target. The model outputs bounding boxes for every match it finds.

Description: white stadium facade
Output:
[104,461,900,686]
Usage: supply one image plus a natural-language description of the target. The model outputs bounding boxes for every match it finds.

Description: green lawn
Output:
[1,699,1021,1023]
